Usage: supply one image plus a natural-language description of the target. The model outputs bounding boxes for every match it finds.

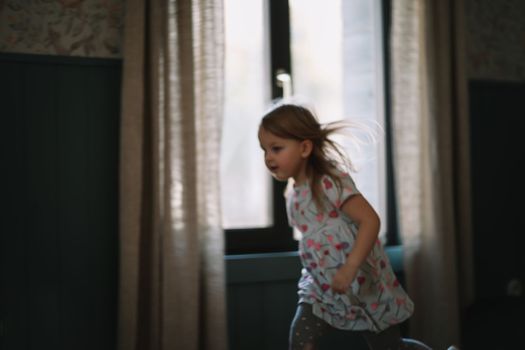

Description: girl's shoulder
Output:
[320,169,355,189]
[319,170,359,208]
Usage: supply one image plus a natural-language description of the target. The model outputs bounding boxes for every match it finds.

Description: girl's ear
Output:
[300,139,313,158]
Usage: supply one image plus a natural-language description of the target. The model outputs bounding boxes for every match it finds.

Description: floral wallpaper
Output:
[1,0,524,78]
[0,0,124,58]
[466,0,525,80]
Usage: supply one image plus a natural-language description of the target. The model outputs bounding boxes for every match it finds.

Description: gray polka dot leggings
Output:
[289,303,411,350]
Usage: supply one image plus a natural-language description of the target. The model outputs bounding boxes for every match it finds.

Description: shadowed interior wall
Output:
[0,53,121,350]
[464,80,525,349]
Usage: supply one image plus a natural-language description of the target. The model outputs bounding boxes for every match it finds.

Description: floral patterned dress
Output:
[286,172,414,332]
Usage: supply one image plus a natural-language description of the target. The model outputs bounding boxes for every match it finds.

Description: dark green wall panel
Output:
[0,53,121,350]
[469,80,525,301]
[464,80,525,349]
[225,251,405,350]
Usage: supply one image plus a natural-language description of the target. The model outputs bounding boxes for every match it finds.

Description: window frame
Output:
[225,0,398,254]
[381,0,400,246]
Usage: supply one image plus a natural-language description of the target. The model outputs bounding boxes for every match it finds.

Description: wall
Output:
[464,1,525,349]
[0,0,124,58]
[0,53,121,350]
[464,0,525,299]
[466,0,525,81]
[1,3,124,347]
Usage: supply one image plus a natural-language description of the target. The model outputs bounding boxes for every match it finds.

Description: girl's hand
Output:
[331,263,358,294]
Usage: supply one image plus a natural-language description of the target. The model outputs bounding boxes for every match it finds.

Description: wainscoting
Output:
[1,53,121,350]
[226,247,405,350]
[464,80,525,349]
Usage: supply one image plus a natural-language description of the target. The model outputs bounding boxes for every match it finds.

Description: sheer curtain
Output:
[390,0,471,348]
[117,0,227,349]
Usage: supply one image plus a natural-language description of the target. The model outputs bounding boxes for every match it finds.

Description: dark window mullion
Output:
[269,0,292,99]
[381,0,399,246]
[269,0,296,250]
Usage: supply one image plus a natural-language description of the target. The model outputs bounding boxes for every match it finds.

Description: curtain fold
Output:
[390,0,470,348]
[117,1,227,349]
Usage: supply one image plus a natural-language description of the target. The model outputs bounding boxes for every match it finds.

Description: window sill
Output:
[225,245,404,284]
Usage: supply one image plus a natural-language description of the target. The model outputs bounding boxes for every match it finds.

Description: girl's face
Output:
[258,127,311,184]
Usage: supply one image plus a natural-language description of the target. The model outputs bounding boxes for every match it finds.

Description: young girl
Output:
[258,103,414,350]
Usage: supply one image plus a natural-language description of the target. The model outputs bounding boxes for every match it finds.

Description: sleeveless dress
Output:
[286,172,414,332]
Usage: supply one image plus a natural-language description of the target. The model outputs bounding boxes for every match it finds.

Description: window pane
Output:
[290,0,387,237]
[221,0,271,229]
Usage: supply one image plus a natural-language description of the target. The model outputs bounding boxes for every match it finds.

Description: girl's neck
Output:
[293,165,310,187]
[293,176,308,187]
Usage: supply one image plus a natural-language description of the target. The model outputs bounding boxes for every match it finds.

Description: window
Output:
[221,0,396,254]
[221,0,271,230]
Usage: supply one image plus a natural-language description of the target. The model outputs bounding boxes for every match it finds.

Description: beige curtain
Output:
[117,0,227,349]
[391,0,471,348]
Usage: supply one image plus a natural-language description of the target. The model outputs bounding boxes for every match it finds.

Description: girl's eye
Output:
[271,146,282,153]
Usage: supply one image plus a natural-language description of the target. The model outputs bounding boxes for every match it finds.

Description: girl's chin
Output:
[271,173,289,182]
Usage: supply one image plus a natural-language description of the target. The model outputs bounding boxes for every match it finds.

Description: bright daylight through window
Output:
[221,0,387,239]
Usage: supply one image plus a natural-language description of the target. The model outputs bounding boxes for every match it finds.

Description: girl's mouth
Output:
[269,165,278,172]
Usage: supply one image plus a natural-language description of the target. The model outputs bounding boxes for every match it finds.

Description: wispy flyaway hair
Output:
[259,100,381,211]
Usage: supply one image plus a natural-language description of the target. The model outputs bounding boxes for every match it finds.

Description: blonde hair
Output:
[259,102,356,212]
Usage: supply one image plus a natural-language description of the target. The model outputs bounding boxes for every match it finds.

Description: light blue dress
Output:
[286,172,414,332]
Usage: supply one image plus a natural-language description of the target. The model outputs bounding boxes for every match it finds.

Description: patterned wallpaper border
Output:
[1,0,524,80]
[466,0,525,81]
[0,0,124,58]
